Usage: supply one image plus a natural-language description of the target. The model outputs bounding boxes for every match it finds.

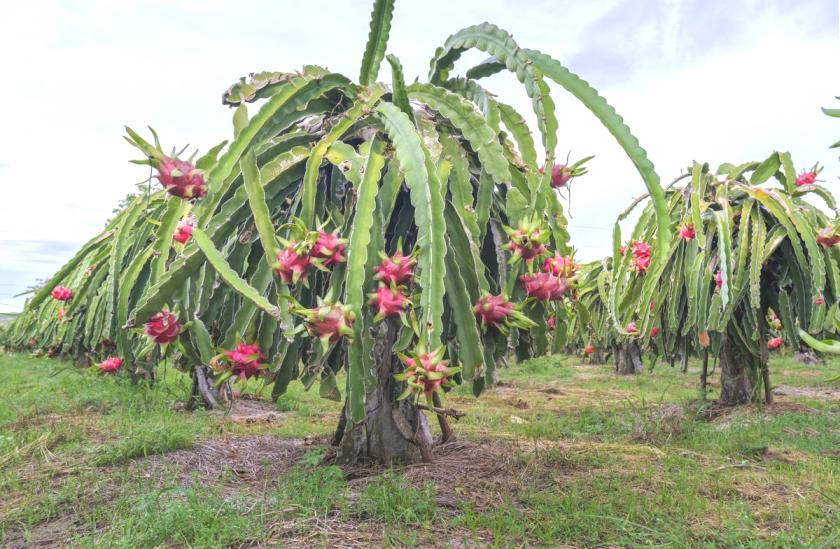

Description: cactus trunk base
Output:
[333,319,435,465]
[615,342,642,375]
[187,365,232,410]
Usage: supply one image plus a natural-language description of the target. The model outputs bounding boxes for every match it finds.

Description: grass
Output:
[0,351,839,546]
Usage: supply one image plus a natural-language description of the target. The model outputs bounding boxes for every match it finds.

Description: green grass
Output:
[1,351,839,547]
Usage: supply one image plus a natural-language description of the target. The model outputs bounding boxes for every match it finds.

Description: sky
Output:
[0,0,838,311]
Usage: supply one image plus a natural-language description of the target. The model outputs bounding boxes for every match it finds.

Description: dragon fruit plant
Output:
[608,155,839,404]
[6,0,669,465]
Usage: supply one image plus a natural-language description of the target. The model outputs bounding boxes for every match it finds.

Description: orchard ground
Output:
[1,352,839,547]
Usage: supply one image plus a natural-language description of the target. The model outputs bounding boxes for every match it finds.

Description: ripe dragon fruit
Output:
[768,337,784,350]
[520,272,569,301]
[474,294,536,333]
[547,316,557,331]
[504,218,549,265]
[650,326,659,337]
[156,156,207,199]
[369,284,410,321]
[394,346,461,400]
[222,342,267,380]
[373,250,416,286]
[549,164,573,188]
[274,242,312,285]
[144,308,181,344]
[626,321,638,334]
[298,302,355,344]
[715,270,723,290]
[172,219,194,244]
[630,241,651,274]
[795,171,817,187]
[50,286,73,302]
[584,344,595,355]
[815,297,824,306]
[817,227,840,249]
[542,252,579,278]
[98,356,122,374]
[310,230,347,268]
[678,224,696,241]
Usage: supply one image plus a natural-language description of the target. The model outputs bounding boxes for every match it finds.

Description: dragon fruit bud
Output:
[520,272,569,301]
[768,337,784,350]
[223,342,267,380]
[714,270,723,290]
[144,308,181,345]
[795,171,817,187]
[547,316,557,331]
[474,294,515,328]
[156,156,206,199]
[172,219,194,244]
[310,230,347,267]
[550,164,573,188]
[650,326,659,337]
[274,243,312,285]
[626,321,637,334]
[369,285,410,320]
[98,356,122,374]
[57,308,66,321]
[584,344,595,355]
[678,224,696,241]
[817,227,840,249]
[373,251,416,286]
[50,286,73,302]
[301,303,355,344]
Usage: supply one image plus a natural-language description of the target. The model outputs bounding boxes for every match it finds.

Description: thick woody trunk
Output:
[615,342,643,375]
[334,319,435,465]
[718,333,754,405]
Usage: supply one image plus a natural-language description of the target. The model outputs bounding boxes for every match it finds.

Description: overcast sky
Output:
[1,0,838,311]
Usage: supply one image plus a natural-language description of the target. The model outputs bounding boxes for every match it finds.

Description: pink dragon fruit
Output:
[369,285,410,320]
[50,286,73,302]
[156,156,207,199]
[98,356,123,374]
[144,309,181,345]
[817,227,840,249]
[373,251,416,286]
[172,219,194,244]
[310,230,347,268]
[394,346,460,399]
[630,241,651,274]
[626,321,638,334]
[504,218,549,265]
[795,171,817,187]
[584,344,595,355]
[299,302,355,344]
[274,242,312,285]
[650,326,659,337]
[542,252,578,278]
[474,294,514,328]
[520,272,569,301]
[768,337,783,350]
[222,342,267,380]
[678,224,696,241]
[550,164,573,188]
[547,316,557,331]
[715,270,723,290]
[815,297,824,306]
